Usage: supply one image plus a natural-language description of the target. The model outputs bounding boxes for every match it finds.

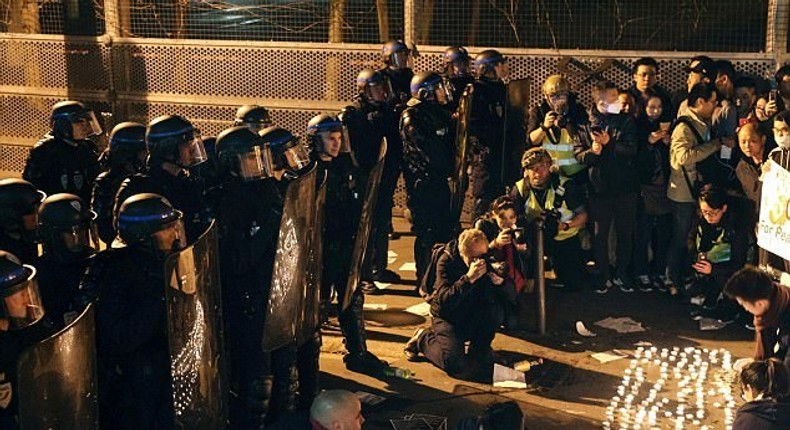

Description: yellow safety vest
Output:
[516,177,580,241]
[538,127,584,177]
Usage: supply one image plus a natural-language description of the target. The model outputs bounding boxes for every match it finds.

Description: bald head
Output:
[310,390,365,430]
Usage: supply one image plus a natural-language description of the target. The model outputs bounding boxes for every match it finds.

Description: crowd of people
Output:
[2,40,790,429]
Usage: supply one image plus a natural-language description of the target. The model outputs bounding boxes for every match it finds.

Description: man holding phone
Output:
[574,80,639,294]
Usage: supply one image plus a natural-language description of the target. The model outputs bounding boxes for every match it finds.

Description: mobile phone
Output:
[769,89,778,103]
[697,252,708,262]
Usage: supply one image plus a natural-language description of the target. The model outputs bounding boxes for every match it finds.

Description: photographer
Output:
[510,148,587,291]
[403,228,506,381]
[528,74,589,179]
[474,196,533,329]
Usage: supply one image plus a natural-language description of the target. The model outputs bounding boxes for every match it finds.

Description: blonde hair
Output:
[458,228,487,258]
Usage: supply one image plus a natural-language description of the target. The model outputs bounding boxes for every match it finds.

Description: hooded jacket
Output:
[733,399,790,430]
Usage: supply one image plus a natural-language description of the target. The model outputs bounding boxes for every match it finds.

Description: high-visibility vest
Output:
[538,127,584,177]
[515,177,580,241]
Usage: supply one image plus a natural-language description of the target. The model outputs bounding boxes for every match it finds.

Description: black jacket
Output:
[91,168,128,245]
[22,135,100,203]
[574,109,639,196]
[430,239,501,323]
[526,95,588,146]
[733,399,790,430]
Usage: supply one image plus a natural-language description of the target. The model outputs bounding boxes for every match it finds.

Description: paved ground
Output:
[318,219,755,429]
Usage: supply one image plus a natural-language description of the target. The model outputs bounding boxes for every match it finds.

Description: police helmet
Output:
[108,122,148,172]
[216,126,273,181]
[356,69,393,104]
[306,114,350,158]
[0,251,44,331]
[116,193,186,255]
[38,193,96,259]
[473,50,507,78]
[381,40,411,69]
[259,126,311,173]
[233,105,272,133]
[146,115,207,168]
[443,46,471,76]
[0,178,46,239]
[50,100,103,141]
[410,71,452,105]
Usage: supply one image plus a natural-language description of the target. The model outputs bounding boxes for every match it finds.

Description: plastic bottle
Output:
[384,367,416,379]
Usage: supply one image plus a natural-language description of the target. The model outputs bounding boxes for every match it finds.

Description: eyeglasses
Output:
[700,208,723,217]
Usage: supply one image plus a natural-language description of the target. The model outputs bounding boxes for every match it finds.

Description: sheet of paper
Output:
[591,350,628,363]
[356,390,387,406]
[405,302,431,317]
[363,303,387,311]
[399,262,417,272]
[594,317,646,333]
[492,363,527,389]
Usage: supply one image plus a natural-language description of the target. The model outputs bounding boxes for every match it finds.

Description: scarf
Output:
[754,283,790,359]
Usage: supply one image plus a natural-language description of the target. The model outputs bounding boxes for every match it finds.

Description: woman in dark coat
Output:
[734,358,790,430]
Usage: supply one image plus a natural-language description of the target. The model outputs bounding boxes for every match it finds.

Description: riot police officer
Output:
[400,71,456,281]
[470,50,520,218]
[215,125,285,428]
[91,122,148,245]
[0,179,45,264]
[305,114,389,377]
[380,40,414,108]
[234,104,273,132]
[23,100,102,203]
[94,193,186,430]
[343,70,402,288]
[442,46,475,108]
[0,251,51,429]
[114,114,210,242]
[35,193,95,329]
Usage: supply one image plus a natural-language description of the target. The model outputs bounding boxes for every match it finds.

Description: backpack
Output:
[418,241,453,301]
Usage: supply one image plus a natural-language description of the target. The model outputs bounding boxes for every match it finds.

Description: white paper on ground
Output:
[363,303,388,311]
[405,302,431,316]
[633,341,653,347]
[576,321,597,337]
[356,390,387,406]
[699,317,727,331]
[409,415,447,430]
[594,317,647,333]
[374,281,391,290]
[492,363,527,389]
[591,350,628,363]
[399,262,417,272]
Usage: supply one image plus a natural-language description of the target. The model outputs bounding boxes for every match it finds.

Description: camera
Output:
[539,209,562,238]
[505,227,527,245]
[481,252,508,277]
[556,115,568,128]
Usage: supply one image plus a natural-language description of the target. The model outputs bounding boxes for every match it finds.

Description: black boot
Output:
[269,346,298,422]
[339,290,389,375]
[296,331,322,410]
[243,375,273,430]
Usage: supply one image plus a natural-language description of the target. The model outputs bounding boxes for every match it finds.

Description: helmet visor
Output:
[1,268,44,331]
[178,132,208,167]
[434,82,453,105]
[365,80,393,103]
[241,121,270,134]
[59,223,94,253]
[70,111,103,140]
[391,51,411,69]
[284,142,312,171]
[152,218,187,254]
[235,145,274,181]
[318,126,351,158]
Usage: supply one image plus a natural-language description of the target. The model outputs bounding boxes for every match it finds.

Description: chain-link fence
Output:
[417,0,769,52]
[0,0,104,34]
[123,0,402,42]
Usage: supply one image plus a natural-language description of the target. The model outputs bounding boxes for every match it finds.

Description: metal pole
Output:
[536,222,546,335]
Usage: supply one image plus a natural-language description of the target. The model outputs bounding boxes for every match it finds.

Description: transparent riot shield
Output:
[298,169,327,345]
[263,165,318,352]
[164,220,227,430]
[341,138,387,311]
[450,84,474,226]
[16,305,99,430]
